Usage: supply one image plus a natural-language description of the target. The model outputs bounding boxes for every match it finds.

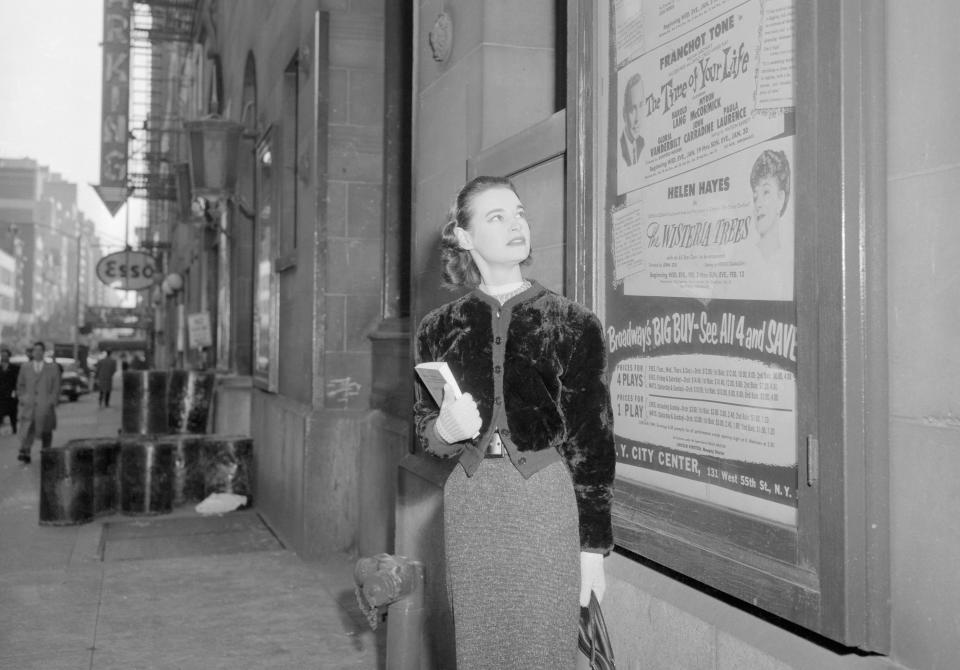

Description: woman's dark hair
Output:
[439,175,532,289]
[749,149,791,217]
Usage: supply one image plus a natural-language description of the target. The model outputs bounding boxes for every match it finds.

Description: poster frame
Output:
[568,0,889,650]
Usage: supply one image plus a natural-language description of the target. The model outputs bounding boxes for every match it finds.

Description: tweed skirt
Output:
[444,457,580,670]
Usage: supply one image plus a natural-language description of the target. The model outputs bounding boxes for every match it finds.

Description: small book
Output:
[414,361,463,407]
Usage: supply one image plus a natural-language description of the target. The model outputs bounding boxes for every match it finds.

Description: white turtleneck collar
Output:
[478,279,532,305]
[479,280,526,297]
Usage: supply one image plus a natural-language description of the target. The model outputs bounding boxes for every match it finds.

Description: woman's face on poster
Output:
[752,176,785,238]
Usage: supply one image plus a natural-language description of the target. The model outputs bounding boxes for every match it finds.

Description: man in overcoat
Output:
[95,350,117,407]
[0,348,20,434]
[17,341,61,463]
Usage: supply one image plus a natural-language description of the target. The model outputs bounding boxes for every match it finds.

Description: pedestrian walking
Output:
[95,350,118,408]
[0,348,19,434]
[16,341,61,464]
[413,176,616,670]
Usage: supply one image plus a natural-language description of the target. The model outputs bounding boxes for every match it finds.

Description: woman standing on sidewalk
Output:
[413,176,616,669]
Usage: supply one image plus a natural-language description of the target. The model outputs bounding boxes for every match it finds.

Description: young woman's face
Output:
[752,176,786,238]
[456,186,531,269]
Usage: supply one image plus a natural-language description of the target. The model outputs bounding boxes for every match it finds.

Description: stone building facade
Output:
[169,2,960,669]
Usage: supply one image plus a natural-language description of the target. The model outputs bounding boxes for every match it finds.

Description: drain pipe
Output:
[354,553,425,670]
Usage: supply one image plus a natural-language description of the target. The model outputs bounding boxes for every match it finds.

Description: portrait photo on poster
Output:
[615,136,795,303]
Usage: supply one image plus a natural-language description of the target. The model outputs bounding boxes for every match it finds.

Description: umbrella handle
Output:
[577,591,616,669]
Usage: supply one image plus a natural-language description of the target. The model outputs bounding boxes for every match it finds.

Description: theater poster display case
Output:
[569,0,888,650]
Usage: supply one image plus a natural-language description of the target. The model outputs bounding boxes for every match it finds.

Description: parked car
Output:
[6,352,91,401]
[56,357,91,402]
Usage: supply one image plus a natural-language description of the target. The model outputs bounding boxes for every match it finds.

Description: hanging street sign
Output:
[96,250,159,291]
[187,311,213,348]
[95,0,132,217]
[93,185,132,217]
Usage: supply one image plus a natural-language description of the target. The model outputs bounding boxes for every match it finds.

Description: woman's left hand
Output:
[579,551,606,607]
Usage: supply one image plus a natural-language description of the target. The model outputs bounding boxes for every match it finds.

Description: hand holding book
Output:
[435,383,482,443]
[415,362,481,442]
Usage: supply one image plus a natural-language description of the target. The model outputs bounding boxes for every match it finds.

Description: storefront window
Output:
[606,0,798,525]
[579,0,889,649]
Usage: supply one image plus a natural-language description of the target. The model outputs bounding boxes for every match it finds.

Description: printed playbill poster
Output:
[615,0,795,196]
[613,136,794,302]
[606,0,798,525]
[606,300,798,524]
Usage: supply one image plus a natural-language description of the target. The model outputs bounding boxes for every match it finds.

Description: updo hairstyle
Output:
[439,175,531,289]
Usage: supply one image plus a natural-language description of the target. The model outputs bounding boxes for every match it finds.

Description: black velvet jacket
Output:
[414,281,616,554]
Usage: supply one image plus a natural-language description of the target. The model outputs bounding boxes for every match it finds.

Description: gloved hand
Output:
[579,551,606,607]
[434,383,481,443]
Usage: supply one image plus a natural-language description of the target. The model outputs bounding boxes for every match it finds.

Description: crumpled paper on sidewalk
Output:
[195,492,248,515]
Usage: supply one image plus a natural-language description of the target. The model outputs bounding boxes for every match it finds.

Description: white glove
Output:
[579,551,606,607]
[434,383,481,443]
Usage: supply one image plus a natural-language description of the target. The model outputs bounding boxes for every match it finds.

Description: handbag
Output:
[577,591,616,670]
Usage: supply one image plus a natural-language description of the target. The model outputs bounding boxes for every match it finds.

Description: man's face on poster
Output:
[623,79,644,143]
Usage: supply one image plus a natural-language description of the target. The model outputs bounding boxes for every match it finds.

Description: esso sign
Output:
[96,250,159,291]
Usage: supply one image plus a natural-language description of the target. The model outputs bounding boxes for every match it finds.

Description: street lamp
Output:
[185,115,244,219]
[161,272,183,296]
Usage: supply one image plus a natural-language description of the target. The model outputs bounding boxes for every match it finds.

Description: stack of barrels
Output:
[39,370,253,526]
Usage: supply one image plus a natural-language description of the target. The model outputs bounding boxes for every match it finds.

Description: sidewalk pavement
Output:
[0,391,385,669]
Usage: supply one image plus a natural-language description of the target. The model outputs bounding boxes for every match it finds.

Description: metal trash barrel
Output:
[119,438,176,515]
[91,439,123,515]
[201,435,253,503]
[169,435,206,506]
[167,370,216,434]
[121,370,169,435]
[39,443,94,526]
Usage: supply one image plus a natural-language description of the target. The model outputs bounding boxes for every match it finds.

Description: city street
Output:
[0,389,384,669]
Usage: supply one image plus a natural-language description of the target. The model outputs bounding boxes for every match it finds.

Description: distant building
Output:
[0,248,16,338]
[0,157,110,345]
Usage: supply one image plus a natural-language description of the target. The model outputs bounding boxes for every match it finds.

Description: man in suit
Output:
[17,341,61,464]
[620,72,646,167]
[0,348,19,434]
